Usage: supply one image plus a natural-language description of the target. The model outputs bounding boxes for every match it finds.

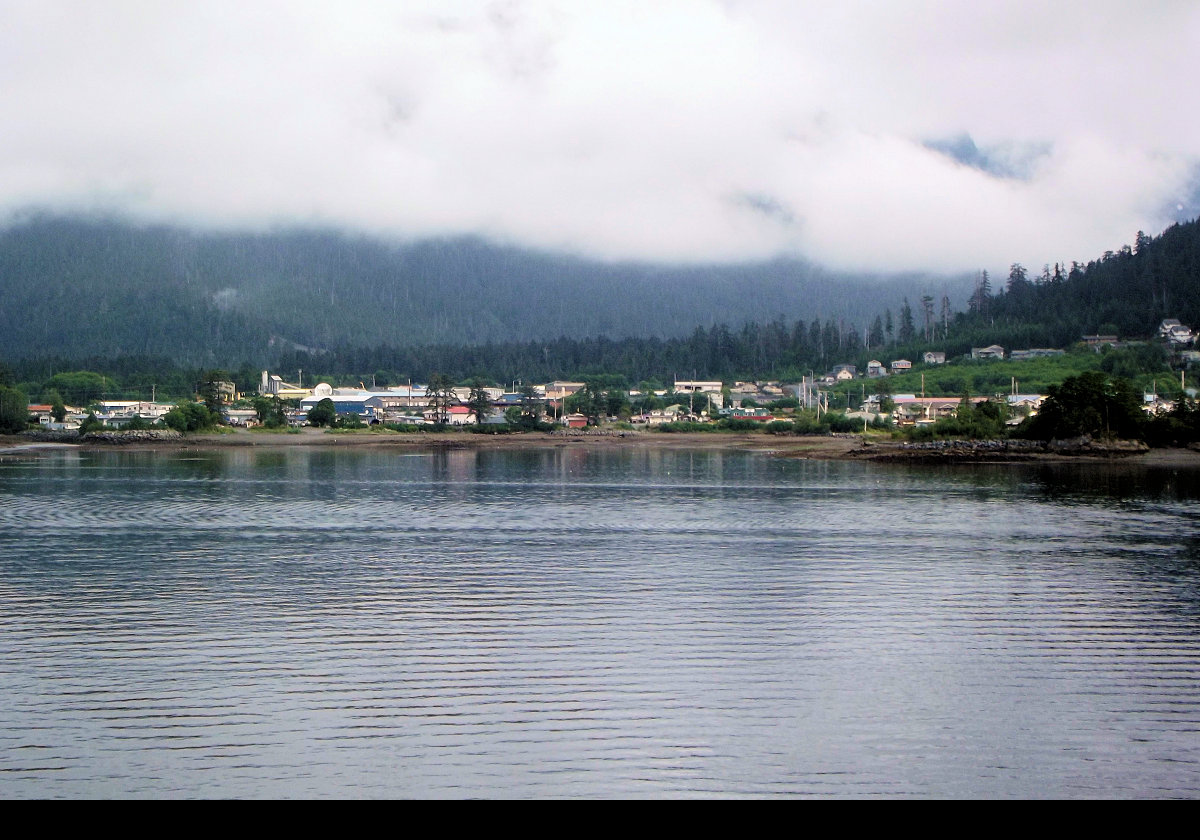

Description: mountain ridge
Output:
[0,214,969,364]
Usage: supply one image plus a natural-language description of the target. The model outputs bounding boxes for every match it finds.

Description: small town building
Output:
[673,379,723,395]
[445,405,476,425]
[90,401,174,424]
[922,351,946,365]
[891,396,989,425]
[1006,394,1046,420]
[300,383,390,422]
[223,409,259,427]
[725,407,775,422]
[493,392,526,410]
[260,371,311,400]
[1158,319,1184,339]
[383,384,429,407]
[545,382,586,401]
[452,386,503,403]
[727,381,782,405]
[642,405,689,426]
[971,345,1006,360]
[383,413,427,426]
[1157,319,1195,346]
[1144,393,1176,415]
[1010,348,1065,361]
[1081,335,1118,351]
[27,404,55,424]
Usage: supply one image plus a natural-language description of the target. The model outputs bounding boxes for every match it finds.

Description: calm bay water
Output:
[2,445,1200,798]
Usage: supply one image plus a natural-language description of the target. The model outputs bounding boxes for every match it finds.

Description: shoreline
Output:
[2,428,859,457]
[5,428,1200,467]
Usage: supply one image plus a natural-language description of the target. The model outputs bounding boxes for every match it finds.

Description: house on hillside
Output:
[891,395,990,425]
[890,396,970,425]
[890,359,912,373]
[1158,319,1195,346]
[971,345,1006,360]
[1159,319,1184,339]
[923,351,946,365]
[1082,335,1118,351]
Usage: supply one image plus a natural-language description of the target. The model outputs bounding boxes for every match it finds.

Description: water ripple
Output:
[3,449,1200,796]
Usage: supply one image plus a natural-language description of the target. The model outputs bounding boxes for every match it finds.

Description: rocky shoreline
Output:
[864,435,1152,462]
[20,428,184,444]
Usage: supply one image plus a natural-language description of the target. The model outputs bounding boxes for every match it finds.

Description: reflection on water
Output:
[2,447,1200,797]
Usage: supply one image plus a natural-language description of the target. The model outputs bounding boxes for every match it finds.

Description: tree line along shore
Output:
[4,342,1200,454]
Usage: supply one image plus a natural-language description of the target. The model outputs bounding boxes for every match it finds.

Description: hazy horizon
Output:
[3,2,1198,277]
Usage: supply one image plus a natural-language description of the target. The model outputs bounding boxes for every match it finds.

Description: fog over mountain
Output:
[5,4,1198,367]
[0,215,970,364]
[2,3,1198,274]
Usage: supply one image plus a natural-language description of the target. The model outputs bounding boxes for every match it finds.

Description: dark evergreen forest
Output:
[3,214,1198,395]
[263,218,1200,384]
[0,215,964,365]
[952,221,1200,349]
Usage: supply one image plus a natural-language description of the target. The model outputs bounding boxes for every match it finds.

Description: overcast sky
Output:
[2,1,1197,275]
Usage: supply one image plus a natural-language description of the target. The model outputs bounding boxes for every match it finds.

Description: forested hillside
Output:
[0,215,966,364]
[263,217,1200,385]
[951,218,1200,350]
[5,214,1197,386]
